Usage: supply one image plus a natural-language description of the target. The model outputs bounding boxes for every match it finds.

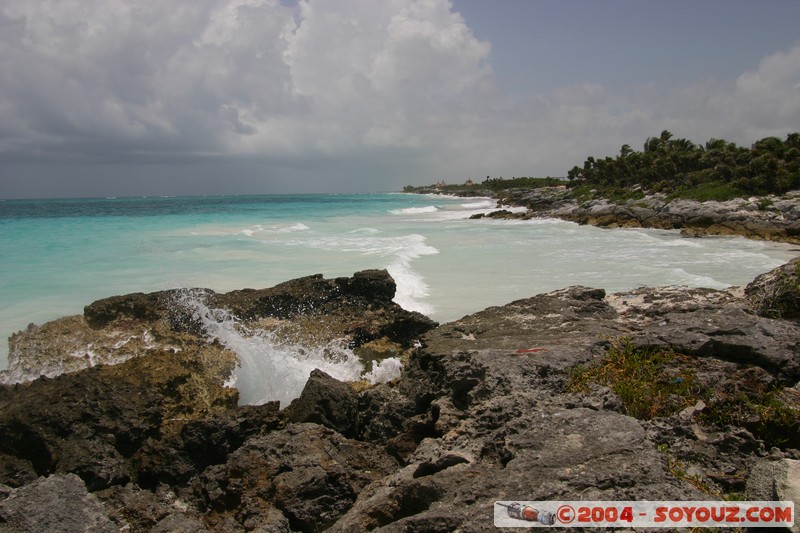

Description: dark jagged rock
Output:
[284,370,359,438]
[0,366,162,490]
[214,269,393,317]
[355,383,416,445]
[337,269,397,302]
[132,401,284,491]
[1,265,799,530]
[84,291,170,329]
[0,347,238,492]
[179,402,283,471]
[190,423,397,532]
[211,269,436,348]
[469,209,526,220]
[214,274,338,320]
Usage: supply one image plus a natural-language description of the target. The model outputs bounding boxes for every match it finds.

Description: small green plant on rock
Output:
[567,338,799,449]
[567,339,700,420]
[655,444,745,499]
[757,197,774,210]
[748,260,800,319]
[701,389,799,449]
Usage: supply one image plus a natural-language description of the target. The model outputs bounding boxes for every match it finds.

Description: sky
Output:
[1,0,799,199]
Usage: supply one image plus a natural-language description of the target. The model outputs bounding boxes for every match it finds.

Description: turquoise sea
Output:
[2,193,798,373]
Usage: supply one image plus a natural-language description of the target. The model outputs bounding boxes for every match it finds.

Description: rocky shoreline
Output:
[460,186,800,245]
[0,261,798,531]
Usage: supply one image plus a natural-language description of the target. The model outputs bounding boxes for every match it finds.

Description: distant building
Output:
[464,178,474,186]
[435,180,447,189]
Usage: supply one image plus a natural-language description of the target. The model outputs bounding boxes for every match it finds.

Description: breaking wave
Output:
[668,268,729,289]
[389,205,438,214]
[460,200,496,209]
[239,222,310,236]
[180,292,401,407]
[284,232,439,315]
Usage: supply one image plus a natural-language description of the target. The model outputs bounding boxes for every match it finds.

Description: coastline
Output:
[0,191,799,530]
[417,185,800,245]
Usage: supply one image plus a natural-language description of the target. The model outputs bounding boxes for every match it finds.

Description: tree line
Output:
[566,131,800,199]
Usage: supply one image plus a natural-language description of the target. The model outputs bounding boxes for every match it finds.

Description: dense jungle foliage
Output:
[403,176,564,194]
[406,132,800,201]
[566,131,800,200]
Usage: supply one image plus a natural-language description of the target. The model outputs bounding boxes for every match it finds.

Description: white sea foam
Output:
[668,268,728,289]
[278,222,311,233]
[180,292,380,407]
[238,222,310,236]
[658,238,704,248]
[284,232,439,315]
[387,259,434,315]
[460,200,496,209]
[389,205,438,215]
[348,227,380,235]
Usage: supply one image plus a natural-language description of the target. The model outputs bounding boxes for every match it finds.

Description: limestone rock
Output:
[746,459,800,532]
[0,474,117,533]
[499,187,800,244]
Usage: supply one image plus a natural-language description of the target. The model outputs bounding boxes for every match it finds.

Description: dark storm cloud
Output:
[1,0,799,198]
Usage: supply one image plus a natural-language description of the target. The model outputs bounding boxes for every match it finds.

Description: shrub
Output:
[567,338,799,448]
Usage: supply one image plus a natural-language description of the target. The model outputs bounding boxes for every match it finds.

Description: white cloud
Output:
[0,0,302,157]
[461,44,800,178]
[273,0,492,153]
[0,0,492,163]
[0,0,798,194]
[731,44,800,138]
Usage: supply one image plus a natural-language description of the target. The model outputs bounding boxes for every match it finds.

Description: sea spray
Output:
[363,356,403,383]
[179,290,399,406]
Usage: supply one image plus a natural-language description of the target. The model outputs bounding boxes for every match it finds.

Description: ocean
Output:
[1,193,797,400]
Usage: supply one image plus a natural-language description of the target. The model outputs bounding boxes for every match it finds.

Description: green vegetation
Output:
[749,260,800,320]
[403,176,564,194]
[667,182,743,202]
[567,339,799,449]
[706,389,799,449]
[480,176,564,191]
[655,443,745,498]
[407,131,800,202]
[567,339,700,420]
[567,131,800,200]
[766,262,800,319]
